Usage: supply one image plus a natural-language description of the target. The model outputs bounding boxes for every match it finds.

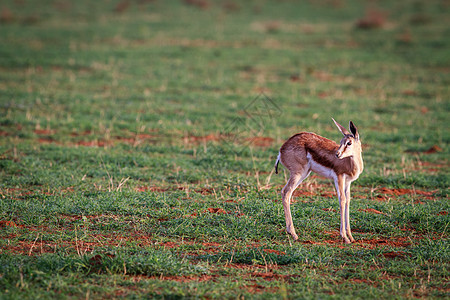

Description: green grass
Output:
[0,0,449,298]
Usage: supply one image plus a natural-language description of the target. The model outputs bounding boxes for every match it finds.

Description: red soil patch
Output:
[113,136,136,144]
[70,130,92,137]
[290,74,302,82]
[195,188,214,195]
[135,186,168,192]
[320,191,335,198]
[249,271,300,283]
[437,211,448,216]
[202,242,221,247]
[349,278,373,285]
[58,214,123,221]
[159,242,179,249]
[3,220,156,256]
[299,234,413,250]
[322,208,336,212]
[202,208,244,217]
[184,134,221,144]
[183,0,211,10]
[355,7,387,29]
[246,137,274,147]
[206,207,227,214]
[262,249,285,255]
[382,251,412,259]
[377,187,434,199]
[40,134,158,148]
[318,92,328,99]
[359,237,411,248]
[3,237,110,256]
[34,129,56,135]
[375,194,389,201]
[38,137,59,144]
[76,140,109,147]
[226,264,281,272]
[3,240,56,256]
[111,135,157,145]
[136,133,156,139]
[0,220,20,228]
[3,188,37,200]
[423,145,442,154]
[287,183,336,200]
[244,283,271,294]
[225,199,238,203]
[143,274,219,283]
[419,161,445,168]
[0,131,9,136]
[293,190,315,197]
[251,271,284,281]
[359,208,385,215]
[402,90,417,96]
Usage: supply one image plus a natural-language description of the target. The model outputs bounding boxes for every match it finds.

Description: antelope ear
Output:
[332,118,350,136]
[349,121,359,140]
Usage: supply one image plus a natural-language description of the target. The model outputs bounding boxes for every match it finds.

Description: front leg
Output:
[335,175,351,244]
[344,183,355,243]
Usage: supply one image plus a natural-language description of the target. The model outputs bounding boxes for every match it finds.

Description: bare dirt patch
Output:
[359,208,386,215]
[183,134,222,144]
[0,220,20,228]
[159,242,179,249]
[245,137,274,147]
[375,187,436,201]
[418,161,447,173]
[206,207,227,214]
[358,237,412,249]
[423,145,443,154]
[262,249,285,255]
[378,187,433,197]
[290,183,336,200]
[382,251,412,259]
[135,186,168,192]
[34,129,56,135]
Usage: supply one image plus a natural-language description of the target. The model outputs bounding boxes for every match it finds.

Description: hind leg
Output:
[281,170,310,240]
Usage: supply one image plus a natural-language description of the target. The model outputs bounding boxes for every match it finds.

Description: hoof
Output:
[286,230,298,241]
[342,237,352,244]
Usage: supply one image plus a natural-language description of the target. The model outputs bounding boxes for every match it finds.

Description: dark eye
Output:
[347,141,352,146]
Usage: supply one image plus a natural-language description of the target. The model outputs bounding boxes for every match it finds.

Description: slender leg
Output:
[334,175,351,244]
[344,183,355,243]
[281,171,309,240]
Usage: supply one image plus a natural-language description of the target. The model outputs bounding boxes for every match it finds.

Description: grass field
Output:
[0,0,449,298]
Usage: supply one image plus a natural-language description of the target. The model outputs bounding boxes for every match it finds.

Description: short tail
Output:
[274,152,281,174]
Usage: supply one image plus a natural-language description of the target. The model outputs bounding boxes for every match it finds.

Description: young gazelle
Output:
[275,119,363,244]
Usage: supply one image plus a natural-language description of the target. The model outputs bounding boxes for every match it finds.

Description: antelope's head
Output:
[332,118,361,159]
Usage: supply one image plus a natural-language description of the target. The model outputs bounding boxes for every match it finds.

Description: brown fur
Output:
[279,132,360,177]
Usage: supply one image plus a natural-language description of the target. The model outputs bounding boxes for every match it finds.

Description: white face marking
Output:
[307,153,337,181]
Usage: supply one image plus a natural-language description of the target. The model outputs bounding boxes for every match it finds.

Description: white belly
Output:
[307,153,337,181]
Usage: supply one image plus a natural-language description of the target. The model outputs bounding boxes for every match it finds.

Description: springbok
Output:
[274,119,363,244]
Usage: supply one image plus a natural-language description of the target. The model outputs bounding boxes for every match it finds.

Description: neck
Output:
[353,151,364,174]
